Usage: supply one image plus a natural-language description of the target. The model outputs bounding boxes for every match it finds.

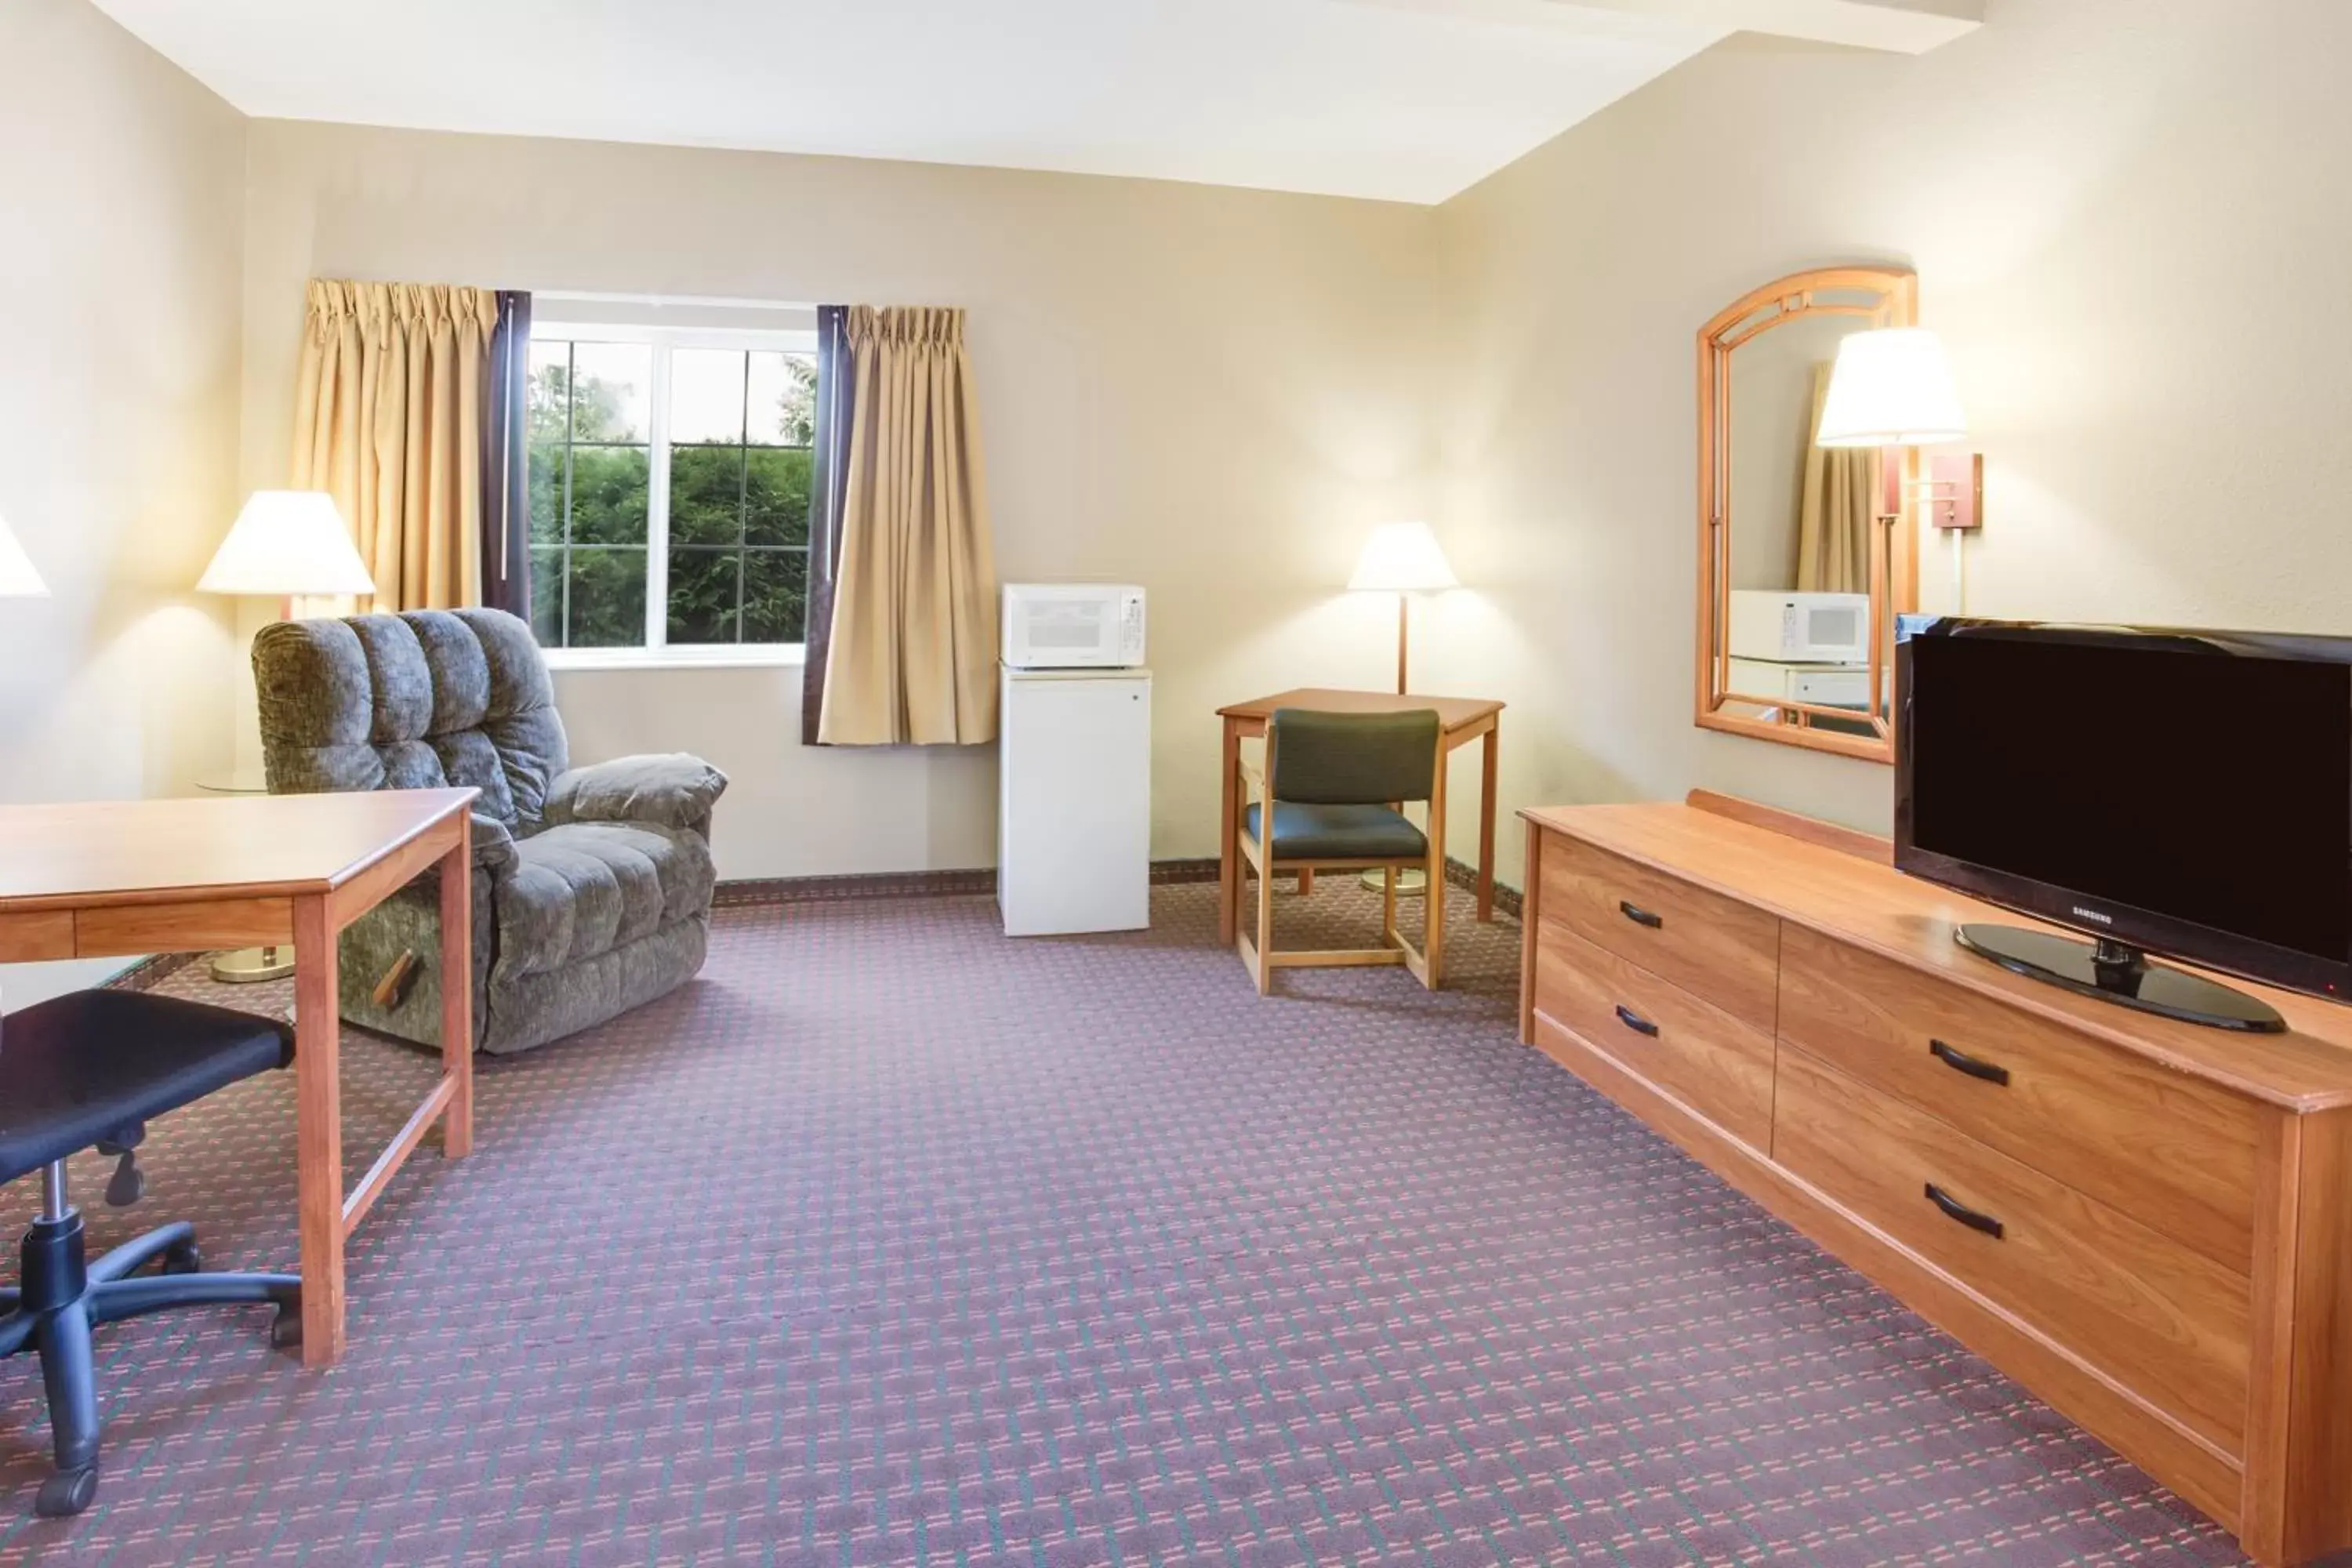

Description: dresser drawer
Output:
[1538,833,1778,1031]
[1777,926,2262,1272]
[1534,919,1775,1149]
[1776,1047,2252,1456]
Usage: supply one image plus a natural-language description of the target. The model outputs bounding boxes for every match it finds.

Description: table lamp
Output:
[1816,327,1981,609]
[0,510,47,598]
[195,490,376,982]
[1348,521,1457,897]
[198,490,376,619]
[1348,521,1457,695]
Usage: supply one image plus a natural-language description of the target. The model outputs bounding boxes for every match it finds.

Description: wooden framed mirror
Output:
[1695,266,1918,764]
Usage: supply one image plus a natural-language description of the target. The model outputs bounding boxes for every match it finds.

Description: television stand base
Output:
[1953,924,2286,1033]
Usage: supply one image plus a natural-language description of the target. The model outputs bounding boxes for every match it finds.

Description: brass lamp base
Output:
[1359,868,1428,897]
[210,946,295,984]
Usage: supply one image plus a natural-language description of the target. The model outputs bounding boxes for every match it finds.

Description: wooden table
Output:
[1215,688,1504,946]
[0,789,477,1367]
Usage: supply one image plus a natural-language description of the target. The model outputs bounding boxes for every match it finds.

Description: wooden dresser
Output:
[1518,797,2352,1566]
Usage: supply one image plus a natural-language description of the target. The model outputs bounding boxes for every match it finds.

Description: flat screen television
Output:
[1894,616,2352,1032]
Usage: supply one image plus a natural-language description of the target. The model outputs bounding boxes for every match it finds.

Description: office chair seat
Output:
[0,988,299,1519]
[0,991,292,1185]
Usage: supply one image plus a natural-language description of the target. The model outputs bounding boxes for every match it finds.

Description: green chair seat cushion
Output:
[1246,801,1426,862]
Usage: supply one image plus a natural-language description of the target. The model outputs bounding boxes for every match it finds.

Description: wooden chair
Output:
[1235,707,1446,994]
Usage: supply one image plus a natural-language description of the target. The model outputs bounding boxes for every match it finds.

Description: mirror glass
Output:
[1696,269,1917,763]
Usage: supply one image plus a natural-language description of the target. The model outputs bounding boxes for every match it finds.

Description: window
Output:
[528,325,817,662]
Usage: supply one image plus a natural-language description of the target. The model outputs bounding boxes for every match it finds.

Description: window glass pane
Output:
[528,341,571,444]
[528,444,565,544]
[749,351,816,447]
[567,546,648,647]
[670,349,746,445]
[667,546,741,644]
[568,342,650,443]
[743,446,811,547]
[529,548,565,646]
[669,445,744,547]
[567,445,648,544]
[742,550,808,644]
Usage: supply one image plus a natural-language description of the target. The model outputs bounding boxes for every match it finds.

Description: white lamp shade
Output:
[1348,521,1458,593]
[0,511,46,597]
[1816,328,1969,448]
[198,491,376,597]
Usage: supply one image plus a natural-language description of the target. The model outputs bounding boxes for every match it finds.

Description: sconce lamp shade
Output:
[197,491,376,598]
[1817,328,1968,448]
[1348,521,1457,593]
[0,511,46,597]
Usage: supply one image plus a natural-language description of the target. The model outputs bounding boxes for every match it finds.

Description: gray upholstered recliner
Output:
[252,608,728,1055]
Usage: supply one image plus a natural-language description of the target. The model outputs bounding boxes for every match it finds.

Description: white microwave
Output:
[1001,583,1146,669]
[1727,590,1871,665]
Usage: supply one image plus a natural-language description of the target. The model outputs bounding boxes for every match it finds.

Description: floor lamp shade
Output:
[0,511,46,597]
[1348,522,1459,594]
[198,491,376,600]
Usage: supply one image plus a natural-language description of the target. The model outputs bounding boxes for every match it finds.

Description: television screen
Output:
[1900,625,2352,982]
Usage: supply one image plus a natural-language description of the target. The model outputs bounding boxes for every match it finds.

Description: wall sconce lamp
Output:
[1817,328,1983,608]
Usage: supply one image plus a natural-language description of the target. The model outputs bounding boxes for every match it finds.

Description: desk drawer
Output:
[1534,920,1775,1149]
[1777,927,2261,1272]
[1777,1046,2251,1456]
[1539,833,1778,1030]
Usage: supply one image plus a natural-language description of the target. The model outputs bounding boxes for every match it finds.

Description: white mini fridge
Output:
[997,666,1152,935]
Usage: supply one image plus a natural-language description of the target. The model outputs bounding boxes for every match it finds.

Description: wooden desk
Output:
[0,789,477,1367]
[1215,689,1504,946]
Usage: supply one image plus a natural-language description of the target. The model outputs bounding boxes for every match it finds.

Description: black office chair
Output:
[0,989,302,1517]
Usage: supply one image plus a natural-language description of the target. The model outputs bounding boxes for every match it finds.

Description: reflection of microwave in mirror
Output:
[1727,590,1871,666]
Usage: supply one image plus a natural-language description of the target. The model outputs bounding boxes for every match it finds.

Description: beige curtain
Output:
[1794,360,1881,593]
[291,279,498,611]
[817,307,1000,745]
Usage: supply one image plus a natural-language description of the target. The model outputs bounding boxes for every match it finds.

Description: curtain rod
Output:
[533,290,818,310]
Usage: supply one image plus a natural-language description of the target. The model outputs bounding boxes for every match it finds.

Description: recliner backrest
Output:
[252,608,569,827]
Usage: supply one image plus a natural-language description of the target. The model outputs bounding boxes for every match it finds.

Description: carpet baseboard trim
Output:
[101,862,1521,971]
[712,857,1522,916]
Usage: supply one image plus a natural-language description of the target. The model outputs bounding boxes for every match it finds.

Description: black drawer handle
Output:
[1925,1183,2005,1240]
[1613,1004,1660,1038]
[1618,901,1663,929]
[1929,1039,2012,1087]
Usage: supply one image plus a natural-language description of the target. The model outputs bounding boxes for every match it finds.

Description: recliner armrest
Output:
[470,812,521,875]
[543,754,728,835]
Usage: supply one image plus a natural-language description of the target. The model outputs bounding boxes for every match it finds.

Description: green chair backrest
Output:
[1265,708,1439,806]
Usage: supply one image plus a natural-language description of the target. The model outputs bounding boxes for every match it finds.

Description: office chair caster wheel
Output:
[34,1466,96,1518]
[162,1241,201,1275]
[269,1309,302,1350]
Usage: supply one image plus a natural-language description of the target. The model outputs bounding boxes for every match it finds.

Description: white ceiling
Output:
[90,0,1974,205]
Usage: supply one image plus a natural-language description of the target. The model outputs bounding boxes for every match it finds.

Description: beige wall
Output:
[1434,0,2352,883]
[22,0,2348,911]
[0,0,247,1004]
[237,121,1442,878]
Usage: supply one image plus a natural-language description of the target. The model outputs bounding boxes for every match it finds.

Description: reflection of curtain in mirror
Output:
[1795,361,1879,593]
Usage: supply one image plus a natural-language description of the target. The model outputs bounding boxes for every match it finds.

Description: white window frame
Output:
[528,320,820,670]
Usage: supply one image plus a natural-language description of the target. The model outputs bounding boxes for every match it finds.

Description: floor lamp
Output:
[195,491,378,982]
[1348,521,1457,895]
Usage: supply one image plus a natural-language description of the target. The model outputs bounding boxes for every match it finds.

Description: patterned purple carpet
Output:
[0,883,2247,1565]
